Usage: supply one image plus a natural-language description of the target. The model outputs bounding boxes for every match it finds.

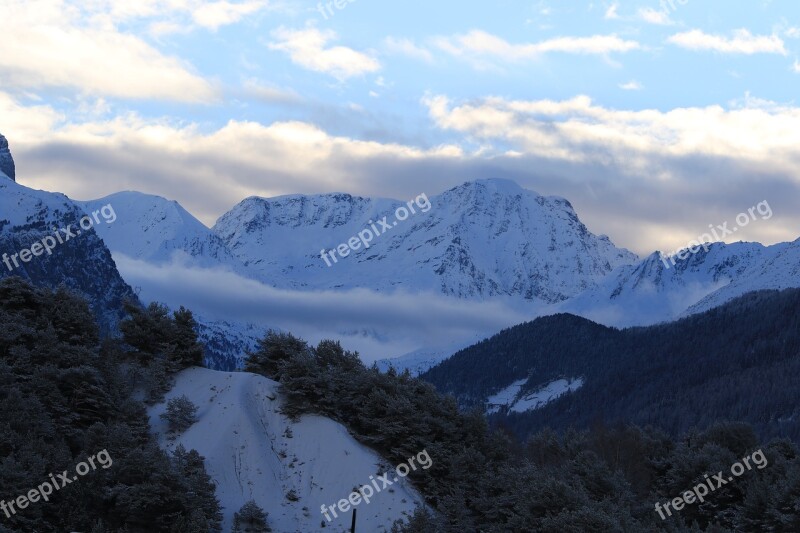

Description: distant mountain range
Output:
[2,131,800,371]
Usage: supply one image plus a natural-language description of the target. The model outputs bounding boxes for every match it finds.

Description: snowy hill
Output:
[213,179,638,303]
[148,368,423,532]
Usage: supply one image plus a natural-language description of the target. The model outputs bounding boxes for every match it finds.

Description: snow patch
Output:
[487,377,584,414]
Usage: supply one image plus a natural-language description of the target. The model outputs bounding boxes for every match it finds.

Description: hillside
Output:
[423,288,800,442]
[148,368,422,532]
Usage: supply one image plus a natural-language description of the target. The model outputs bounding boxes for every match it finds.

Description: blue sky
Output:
[2,0,800,254]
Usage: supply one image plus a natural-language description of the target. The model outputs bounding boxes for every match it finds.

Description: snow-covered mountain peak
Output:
[0,133,16,182]
[211,179,638,302]
[76,191,249,273]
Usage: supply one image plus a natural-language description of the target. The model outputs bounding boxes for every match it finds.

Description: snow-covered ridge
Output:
[148,368,423,532]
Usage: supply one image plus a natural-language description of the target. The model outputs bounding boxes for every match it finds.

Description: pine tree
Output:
[171,445,223,532]
[245,331,309,381]
[168,306,205,370]
[120,301,173,364]
[161,395,199,433]
[233,501,271,532]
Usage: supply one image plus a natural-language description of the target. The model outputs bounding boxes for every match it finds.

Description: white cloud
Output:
[604,3,620,20]
[434,30,641,68]
[113,255,530,363]
[423,93,800,180]
[0,0,217,102]
[192,1,267,31]
[384,37,435,63]
[268,27,381,80]
[619,80,643,90]
[4,89,800,257]
[667,29,786,55]
[84,0,270,32]
[637,7,674,26]
[793,59,800,73]
[242,79,303,104]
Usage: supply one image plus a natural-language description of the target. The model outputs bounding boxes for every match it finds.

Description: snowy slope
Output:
[148,368,423,532]
[560,242,772,327]
[77,191,248,273]
[684,238,800,315]
[213,179,638,303]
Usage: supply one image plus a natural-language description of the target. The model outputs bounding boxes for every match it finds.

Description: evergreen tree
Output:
[171,445,223,532]
[245,331,309,381]
[119,301,173,364]
[168,306,204,370]
[233,501,271,532]
[160,395,199,433]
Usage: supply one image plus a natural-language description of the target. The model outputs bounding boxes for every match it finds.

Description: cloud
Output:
[421,93,800,251]
[81,0,271,33]
[0,0,217,102]
[434,30,641,65]
[604,4,620,20]
[667,29,786,55]
[192,1,267,31]
[242,79,304,104]
[637,7,674,26]
[384,37,435,64]
[424,93,800,168]
[619,80,643,90]
[5,89,800,258]
[112,254,531,362]
[268,27,381,80]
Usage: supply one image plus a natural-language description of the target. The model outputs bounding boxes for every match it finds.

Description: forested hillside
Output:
[0,277,220,532]
[423,288,800,443]
[247,330,800,532]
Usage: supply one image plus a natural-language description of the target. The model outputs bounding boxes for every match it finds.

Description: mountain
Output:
[422,288,800,442]
[213,179,638,302]
[148,367,423,532]
[79,176,800,371]
[0,133,14,181]
[560,241,772,326]
[685,237,800,315]
[76,192,265,369]
[0,145,136,332]
[77,191,248,273]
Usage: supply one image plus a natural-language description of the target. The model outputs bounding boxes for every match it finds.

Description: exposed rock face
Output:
[0,133,15,181]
